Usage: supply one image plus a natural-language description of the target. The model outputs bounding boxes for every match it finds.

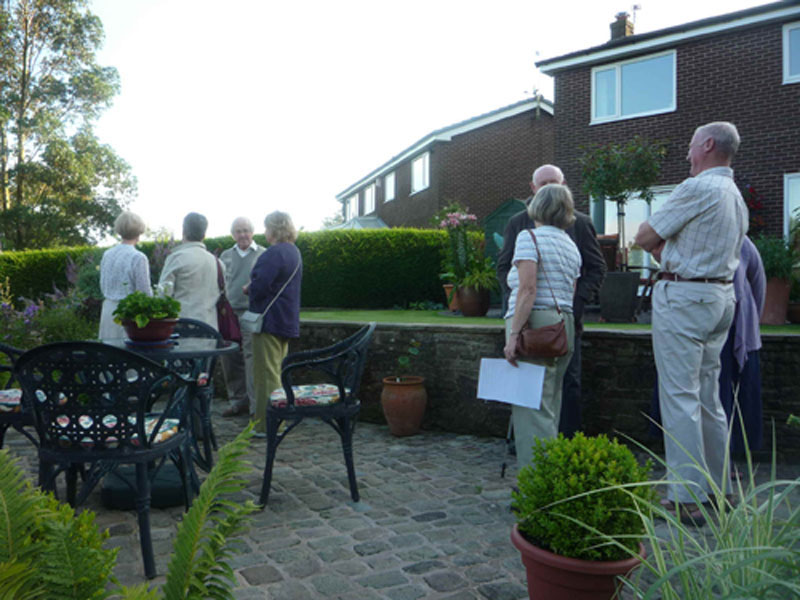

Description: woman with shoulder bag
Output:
[503,184,581,469]
[246,211,303,437]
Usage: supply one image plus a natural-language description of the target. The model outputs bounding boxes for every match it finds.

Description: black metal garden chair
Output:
[259,322,376,505]
[171,317,224,471]
[0,342,36,449]
[14,341,197,579]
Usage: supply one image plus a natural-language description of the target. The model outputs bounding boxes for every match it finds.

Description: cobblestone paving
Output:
[5,402,798,599]
[4,402,528,599]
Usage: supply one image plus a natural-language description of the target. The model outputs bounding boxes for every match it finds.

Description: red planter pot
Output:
[122,318,178,342]
[380,376,427,436]
[457,286,490,317]
[510,525,643,600]
[761,277,790,325]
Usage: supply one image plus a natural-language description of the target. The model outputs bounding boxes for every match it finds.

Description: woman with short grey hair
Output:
[248,211,302,436]
[98,211,152,339]
[502,184,581,468]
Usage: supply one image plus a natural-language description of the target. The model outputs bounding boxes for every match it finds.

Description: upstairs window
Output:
[346,194,358,220]
[364,184,376,214]
[591,50,676,123]
[786,173,800,238]
[784,22,800,84]
[384,172,395,202]
[411,152,429,193]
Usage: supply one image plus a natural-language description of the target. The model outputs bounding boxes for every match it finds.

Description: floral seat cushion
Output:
[129,416,180,445]
[0,389,22,413]
[270,384,349,408]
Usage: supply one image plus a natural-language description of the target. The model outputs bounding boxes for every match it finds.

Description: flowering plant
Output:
[435,203,498,292]
[740,182,765,235]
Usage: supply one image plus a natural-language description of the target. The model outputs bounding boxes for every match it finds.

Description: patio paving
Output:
[4,400,798,599]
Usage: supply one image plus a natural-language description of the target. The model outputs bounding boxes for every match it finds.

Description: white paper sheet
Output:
[477,358,545,409]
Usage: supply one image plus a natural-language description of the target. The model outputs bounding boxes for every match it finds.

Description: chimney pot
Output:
[610,12,634,40]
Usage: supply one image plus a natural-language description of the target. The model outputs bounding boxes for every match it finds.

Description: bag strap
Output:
[256,246,301,318]
[216,259,225,294]
[526,229,562,317]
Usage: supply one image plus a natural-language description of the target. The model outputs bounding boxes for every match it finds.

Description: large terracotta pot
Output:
[442,284,459,312]
[380,376,427,436]
[788,302,800,324]
[510,525,643,600]
[457,286,490,317]
[761,277,790,325]
[122,318,178,342]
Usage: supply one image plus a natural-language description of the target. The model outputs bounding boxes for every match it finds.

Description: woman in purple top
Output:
[247,211,303,435]
[718,235,766,457]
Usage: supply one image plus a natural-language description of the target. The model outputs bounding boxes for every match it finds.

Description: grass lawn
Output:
[300,309,800,335]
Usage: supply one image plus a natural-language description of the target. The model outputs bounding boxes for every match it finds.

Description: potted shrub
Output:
[788,276,800,324]
[510,433,655,600]
[380,338,427,436]
[112,290,181,342]
[753,235,796,325]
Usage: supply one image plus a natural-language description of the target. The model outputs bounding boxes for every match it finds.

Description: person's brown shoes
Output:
[222,404,248,418]
[659,499,707,526]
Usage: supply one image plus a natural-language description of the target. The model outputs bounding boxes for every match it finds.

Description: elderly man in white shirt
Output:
[635,122,748,521]
[219,217,265,417]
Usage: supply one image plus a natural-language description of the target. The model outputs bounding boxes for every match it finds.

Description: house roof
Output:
[335,96,554,201]
[537,0,800,74]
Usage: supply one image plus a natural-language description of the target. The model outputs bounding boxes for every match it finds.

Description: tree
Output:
[0,0,136,250]
[579,136,666,268]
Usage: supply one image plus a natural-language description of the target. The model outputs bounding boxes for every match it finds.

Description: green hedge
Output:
[0,229,459,308]
[0,247,98,301]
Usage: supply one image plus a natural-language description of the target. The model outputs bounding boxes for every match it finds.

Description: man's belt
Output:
[658,272,733,284]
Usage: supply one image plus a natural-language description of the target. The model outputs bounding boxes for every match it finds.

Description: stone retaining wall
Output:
[293,321,800,461]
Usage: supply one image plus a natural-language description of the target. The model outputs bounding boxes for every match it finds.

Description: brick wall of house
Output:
[346,109,554,228]
[552,19,800,233]
[377,144,442,228]
[436,110,555,222]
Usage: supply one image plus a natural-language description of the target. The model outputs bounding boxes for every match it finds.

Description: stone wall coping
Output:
[302,319,800,341]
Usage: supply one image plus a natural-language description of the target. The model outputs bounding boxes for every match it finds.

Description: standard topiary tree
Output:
[579,136,666,268]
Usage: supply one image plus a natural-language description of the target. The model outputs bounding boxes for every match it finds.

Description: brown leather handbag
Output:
[514,230,569,359]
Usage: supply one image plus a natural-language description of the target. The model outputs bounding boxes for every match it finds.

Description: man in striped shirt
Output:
[635,122,748,520]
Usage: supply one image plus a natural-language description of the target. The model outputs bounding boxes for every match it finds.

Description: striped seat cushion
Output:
[0,389,22,413]
[269,384,348,408]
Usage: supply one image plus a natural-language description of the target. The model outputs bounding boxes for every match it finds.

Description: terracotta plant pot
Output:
[761,277,790,325]
[788,302,800,324]
[510,525,643,600]
[380,376,427,436]
[122,318,178,342]
[442,284,459,312]
[457,286,490,317]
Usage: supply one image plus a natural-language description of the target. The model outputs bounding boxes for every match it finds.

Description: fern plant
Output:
[160,423,258,599]
[0,424,258,599]
[0,450,117,600]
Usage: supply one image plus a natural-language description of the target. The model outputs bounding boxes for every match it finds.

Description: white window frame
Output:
[593,184,676,272]
[364,184,376,214]
[590,50,677,124]
[785,173,800,238]
[346,194,358,220]
[411,152,430,194]
[783,22,800,84]
[384,171,395,202]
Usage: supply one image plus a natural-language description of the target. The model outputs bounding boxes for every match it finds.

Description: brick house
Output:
[536,0,800,244]
[335,97,554,228]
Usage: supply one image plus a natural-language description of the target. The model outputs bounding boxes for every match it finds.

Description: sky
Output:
[89,0,771,240]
